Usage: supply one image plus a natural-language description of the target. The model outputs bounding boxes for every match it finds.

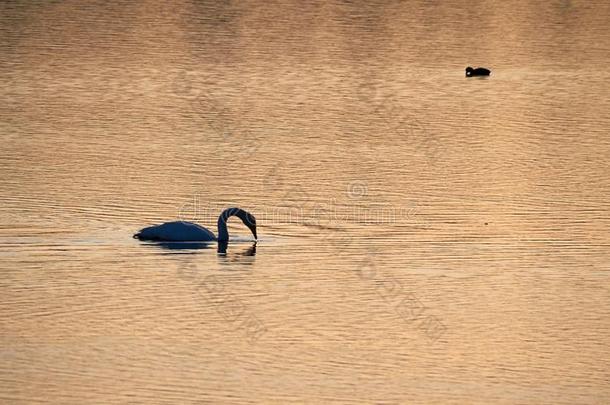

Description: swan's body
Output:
[465,66,491,77]
[135,221,217,241]
[134,207,257,242]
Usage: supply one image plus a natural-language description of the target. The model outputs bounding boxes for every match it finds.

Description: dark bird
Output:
[465,66,491,77]
[133,207,257,242]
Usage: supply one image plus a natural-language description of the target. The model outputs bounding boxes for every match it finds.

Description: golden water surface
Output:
[1,1,610,403]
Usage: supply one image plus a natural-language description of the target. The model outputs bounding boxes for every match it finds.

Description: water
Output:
[1,1,610,403]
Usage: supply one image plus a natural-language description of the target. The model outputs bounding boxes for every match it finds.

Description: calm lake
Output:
[1,0,610,403]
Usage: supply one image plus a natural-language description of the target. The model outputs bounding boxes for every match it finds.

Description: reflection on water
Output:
[1,0,610,403]
[149,240,257,255]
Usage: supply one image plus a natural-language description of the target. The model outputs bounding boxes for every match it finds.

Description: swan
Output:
[465,66,491,77]
[133,207,257,242]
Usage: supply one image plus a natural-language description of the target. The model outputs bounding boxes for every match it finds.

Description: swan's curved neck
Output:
[216,207,257,242]
[217,214,230,241]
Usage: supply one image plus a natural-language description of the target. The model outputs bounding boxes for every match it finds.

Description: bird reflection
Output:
[156,241,214,250]
[151,240,256,256]
[217,240,256,256]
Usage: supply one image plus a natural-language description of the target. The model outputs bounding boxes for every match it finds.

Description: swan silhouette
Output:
[465,66,491,77]
[133,207,257,242]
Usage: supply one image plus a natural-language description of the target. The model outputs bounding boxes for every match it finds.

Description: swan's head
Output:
[243,213,257,240]
[465,66,474,76]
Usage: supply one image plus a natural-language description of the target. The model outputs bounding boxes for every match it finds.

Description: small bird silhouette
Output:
[465,66,491,77]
